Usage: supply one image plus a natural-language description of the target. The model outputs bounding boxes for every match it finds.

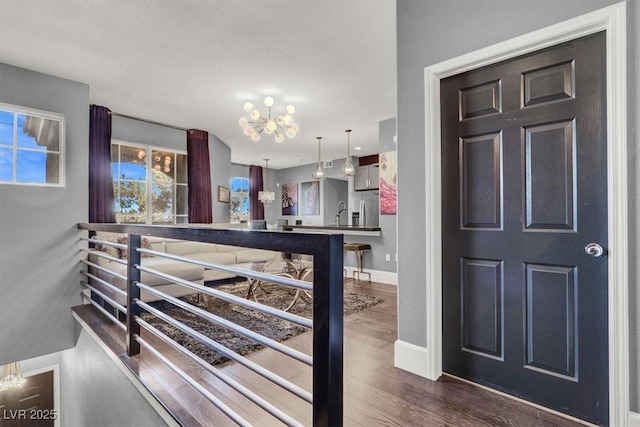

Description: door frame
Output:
[423,2,628,425]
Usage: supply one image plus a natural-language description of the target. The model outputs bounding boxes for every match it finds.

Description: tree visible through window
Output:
[111,142,187,224]
[229,177,249,223]
[0,103,64,186]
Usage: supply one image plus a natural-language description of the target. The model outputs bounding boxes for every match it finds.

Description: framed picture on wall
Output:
[281,183,298,215]
[300,181,320,215]
[217,185,230,203]
[379,151,397,214]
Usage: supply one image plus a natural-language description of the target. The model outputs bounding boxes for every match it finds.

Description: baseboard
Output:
[394,340,431,378]
[344,266,397,285]
[630,411,640,427]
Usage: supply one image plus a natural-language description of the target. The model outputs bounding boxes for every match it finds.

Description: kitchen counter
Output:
[283,225,381,236]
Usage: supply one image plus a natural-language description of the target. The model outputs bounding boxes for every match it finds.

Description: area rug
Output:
[141,280,383,365]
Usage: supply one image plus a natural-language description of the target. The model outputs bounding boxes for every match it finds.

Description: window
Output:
[111,142,188,224]
[0,103,65,186]
[229,177,249,223]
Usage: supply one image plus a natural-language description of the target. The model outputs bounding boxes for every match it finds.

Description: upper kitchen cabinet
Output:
[354,164,379,191]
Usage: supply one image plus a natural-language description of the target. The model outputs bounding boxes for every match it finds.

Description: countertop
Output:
[283,225,381,236]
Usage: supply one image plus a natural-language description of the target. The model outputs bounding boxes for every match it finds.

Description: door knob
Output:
[584,243,605,258]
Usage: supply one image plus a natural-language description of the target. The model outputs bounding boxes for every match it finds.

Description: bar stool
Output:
[343,243,372,283]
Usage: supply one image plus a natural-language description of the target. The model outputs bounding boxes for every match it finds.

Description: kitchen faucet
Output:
[335,200,346,226]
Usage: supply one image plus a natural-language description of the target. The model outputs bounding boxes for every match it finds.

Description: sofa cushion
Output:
[189,252,238,265]
[97,257,204,290]
[117,236,153,258]
[146,236,166,252]
[92,233,123,259]
[214,244,244,253]
[233,249,279,264]
[165,241,217,256]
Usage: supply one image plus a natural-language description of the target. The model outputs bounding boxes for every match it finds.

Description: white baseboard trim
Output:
[344,266,397,285]
[394,340,432,379]
[630,411,640,427]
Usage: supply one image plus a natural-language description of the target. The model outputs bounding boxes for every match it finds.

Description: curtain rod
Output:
[110,111,188,132]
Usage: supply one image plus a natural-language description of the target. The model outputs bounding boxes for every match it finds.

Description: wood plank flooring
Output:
[73,280,588,426]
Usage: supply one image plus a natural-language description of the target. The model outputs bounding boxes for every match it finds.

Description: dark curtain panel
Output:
[89,105,116,223]
[187,129,213,223]
[249,165,264,220]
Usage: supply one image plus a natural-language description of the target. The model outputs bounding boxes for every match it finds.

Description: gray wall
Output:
[21,330,169,426]
[323,178,349,225]
[0,63,88,364]
[344,117,398,274]
[211,134,231,223]
[59,330,169,426]
[112,116,232,223]
[396,0,638,409]
[270,164,327,226]
[268,117,398,275]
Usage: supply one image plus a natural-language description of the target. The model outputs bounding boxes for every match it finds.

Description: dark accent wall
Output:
[0,63,88,364]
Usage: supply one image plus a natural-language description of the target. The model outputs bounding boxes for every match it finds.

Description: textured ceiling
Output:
[0,0,396,169]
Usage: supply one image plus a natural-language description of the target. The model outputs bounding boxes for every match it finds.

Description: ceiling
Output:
[0,1,396,170]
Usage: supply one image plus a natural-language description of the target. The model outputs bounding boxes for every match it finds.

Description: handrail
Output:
[137,317,304,427]
[136,264,312,328]
[138,248,314,291]
[80,293,126,330]
[80,281,127,314]
[137,283,313,366]
[77,223,344,426]
[135,335,252,427]
[137,300,313,403]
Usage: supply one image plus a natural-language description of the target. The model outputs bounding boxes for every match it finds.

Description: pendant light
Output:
[0,362,26,391]
[311,137,326,180]
[342,129,356,176]
[258,158,275,206]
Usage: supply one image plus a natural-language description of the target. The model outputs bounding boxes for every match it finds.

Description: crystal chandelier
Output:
[342,129,356,176]
[239,96,299,143]
[311,137,326,180]
[0,362,26,392]
[258,158,275,206]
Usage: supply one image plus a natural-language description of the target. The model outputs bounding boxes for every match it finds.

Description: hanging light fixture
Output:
[258,158,275,206]
[311,137,326,180]
[342,129,356,176]
[238,96,299,143]
[0,362,26,392]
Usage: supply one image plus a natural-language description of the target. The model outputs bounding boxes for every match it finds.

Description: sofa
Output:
[88,232,279,306]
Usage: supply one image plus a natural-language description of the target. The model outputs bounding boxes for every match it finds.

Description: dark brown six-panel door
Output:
[441,32,608,425]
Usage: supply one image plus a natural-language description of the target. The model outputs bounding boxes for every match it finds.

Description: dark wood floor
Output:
[74,280,588,426]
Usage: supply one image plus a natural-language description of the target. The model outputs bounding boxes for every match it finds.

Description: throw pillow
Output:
[117,236,153,259]
[92,234,122,259]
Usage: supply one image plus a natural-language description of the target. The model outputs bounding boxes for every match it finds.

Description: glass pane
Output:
[115,181,146,223]
[151,150,174,177]
[175,154,187,183]
[0,109,14,147]
[230,177,249,193]
[16,150,46,183]
[241,194,249,217]
[176,184,188,215]
[17,114,60,151]
[0,147,13,181]
[0,110,13,126]
[175,215,188,224]
[111,144,119,178]
[152,180,174,224]
[119,145,147,180]
[45,152,60,184]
